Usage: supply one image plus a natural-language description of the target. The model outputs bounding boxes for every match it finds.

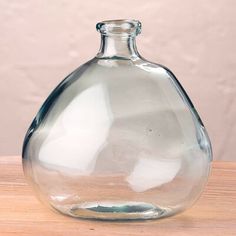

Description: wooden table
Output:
[0,156,235,236]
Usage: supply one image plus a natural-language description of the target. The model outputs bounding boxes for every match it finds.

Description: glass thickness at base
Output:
[52,201,173,221]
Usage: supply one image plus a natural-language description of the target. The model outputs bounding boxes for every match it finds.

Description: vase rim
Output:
[96,19,141,36]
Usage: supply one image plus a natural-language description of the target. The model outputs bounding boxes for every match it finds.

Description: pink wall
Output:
[0,0,235,160]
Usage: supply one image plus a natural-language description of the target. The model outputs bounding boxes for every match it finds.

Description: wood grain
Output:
[0,156,235,236]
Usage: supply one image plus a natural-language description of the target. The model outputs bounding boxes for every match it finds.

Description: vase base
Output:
[53,201,170,220]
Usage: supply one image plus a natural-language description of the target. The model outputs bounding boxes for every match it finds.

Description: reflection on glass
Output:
[38,84,113,174]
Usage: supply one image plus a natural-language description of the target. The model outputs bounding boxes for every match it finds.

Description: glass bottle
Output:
[22,19,212,220]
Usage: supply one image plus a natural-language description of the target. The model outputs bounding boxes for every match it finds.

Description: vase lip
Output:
[96,19,141,37]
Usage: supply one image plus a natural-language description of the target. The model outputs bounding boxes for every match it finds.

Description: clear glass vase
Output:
[22,19,212,221]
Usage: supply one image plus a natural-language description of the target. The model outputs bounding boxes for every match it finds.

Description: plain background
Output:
[0,0,235,160]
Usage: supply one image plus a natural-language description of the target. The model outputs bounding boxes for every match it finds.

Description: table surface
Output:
[0,156,235,236]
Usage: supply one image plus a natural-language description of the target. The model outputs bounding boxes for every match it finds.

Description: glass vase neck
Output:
[96,19,141,59]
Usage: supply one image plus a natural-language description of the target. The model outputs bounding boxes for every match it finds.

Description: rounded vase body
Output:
[22,20,212,220]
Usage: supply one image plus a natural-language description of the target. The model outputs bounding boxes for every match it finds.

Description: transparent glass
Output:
[22,19,212,220]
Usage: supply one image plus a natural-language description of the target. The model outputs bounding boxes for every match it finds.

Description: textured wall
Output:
[0,0,235,160]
